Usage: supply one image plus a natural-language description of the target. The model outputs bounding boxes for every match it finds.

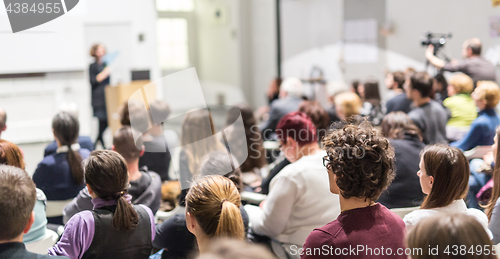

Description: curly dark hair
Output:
[323,119,395,201]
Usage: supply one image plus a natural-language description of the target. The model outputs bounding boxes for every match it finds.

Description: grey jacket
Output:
[63,168,162,224]
[260,96,303,140]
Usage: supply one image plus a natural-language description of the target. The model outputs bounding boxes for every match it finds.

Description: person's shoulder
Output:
[465,208,488,224]
[377,204,406,225]
[403,208,431,225]
[305,221,339,246]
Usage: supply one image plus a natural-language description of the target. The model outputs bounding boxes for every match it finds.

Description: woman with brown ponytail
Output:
[49,150,155,259]
[33,112,90,224]
[185,175,245,253]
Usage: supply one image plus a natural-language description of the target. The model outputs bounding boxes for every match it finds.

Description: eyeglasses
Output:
[323,156,332,169]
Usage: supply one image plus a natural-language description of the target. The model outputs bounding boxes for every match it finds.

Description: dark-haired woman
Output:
[89,43,110,149]
[49,150,154,259]
[377,112,425,208]
[359,80,385,126]
[302,120,406,259]
[33,112,90,224]
[403,145,491,237]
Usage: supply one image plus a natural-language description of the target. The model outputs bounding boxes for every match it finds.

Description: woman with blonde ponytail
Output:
[49,150,155,259]
[186,175,245,252]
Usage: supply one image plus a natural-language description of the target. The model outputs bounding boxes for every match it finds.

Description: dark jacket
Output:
[89,62,109,119]
[260,96,302,140]
[44,136,94,157]
[0,242,69,259]
[377,134,425,208]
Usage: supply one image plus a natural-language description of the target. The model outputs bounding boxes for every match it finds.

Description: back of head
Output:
[0,165,36,241]
[0,107,6,132]
[128,99,150,133]
[52,112,84,185]
[0,139,25,169]
[449,74,473,95]
[407,213,495,259]
[199,151,243,193]
[381,112,422,140]
[149,99,171,123]
[84,150,139,230]
[363,79,381,105]
[113,126,143,163]
[392,71,405,89]
[466,38,482,56]
[186,175,244,239]
[420,145,469,209]
[276,111,317,146]
[199,238,276,259]
[280,78,303,98]
[323,120,395,201]
[475,81,500,109]
[181,109,225,174]
[298,101,330,141]
[410,72,434,98]
[334,92,362,120]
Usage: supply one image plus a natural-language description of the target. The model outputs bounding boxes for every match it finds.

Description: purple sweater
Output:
[48,196,155,259]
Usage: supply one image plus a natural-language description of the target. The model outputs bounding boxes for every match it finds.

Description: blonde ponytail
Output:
[186,175,245,240]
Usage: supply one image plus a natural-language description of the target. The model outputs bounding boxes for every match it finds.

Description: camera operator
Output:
[425,38,496,88]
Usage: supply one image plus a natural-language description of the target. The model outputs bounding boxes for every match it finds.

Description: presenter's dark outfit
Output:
[89,62,109,149]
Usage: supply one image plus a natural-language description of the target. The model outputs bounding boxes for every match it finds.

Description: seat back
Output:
[46,199,73,218]
[25,229,59,254]
[390,206,420,219]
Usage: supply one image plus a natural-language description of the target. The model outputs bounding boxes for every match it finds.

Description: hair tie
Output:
[113,191,125,199]
[221,199,228,209]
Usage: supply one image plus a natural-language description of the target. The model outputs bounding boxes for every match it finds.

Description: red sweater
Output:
[301,203,406,258]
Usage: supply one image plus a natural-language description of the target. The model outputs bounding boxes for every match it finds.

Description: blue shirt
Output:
[451,109,500,151]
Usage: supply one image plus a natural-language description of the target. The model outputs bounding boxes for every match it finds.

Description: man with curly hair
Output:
[301,120,406,259]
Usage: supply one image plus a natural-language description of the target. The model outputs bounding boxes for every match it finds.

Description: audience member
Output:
[44,106,93,157]
[451,81,500,151]
[0,107,6,138]
[32,112,89,224]
[403,145,490,237]
[247,112,340,258]
[198,239,276,259]
[360,79,385,126]
[378,112,425,208]
[302,119,406,259]
[153,152,248,259]
[433,73,448,103]
[466,139,496,210]
[351,80,363,99]
[177,109,226,203]
[299,101,330,141]
[261,78,304,140]
[334,92,362,121]
[486,130,500,243]
[0,140,48,244]
[0,165,69,259]
[49,150,155,258]
[63,126,162,223]
[406,72,448,144]
[325,81,349,125]
[426,38,496,88]
[386,71,413,114]
[139,100,173,181]
[443,73,477,141]
[89,44,110,149]
[226,104,268,189]
[185,175,245,253]
[407,213,496,259]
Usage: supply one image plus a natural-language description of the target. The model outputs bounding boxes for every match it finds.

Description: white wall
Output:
[0,0,159,144]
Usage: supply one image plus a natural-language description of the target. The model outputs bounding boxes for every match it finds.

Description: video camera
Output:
[421,32,452,54]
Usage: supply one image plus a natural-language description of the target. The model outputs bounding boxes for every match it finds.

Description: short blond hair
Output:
[449,74,473,94]
[335,92,362,120]
[475,81,500,109]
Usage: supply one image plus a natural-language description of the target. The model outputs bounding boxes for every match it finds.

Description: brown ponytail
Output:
[84,150,138,230]
[186,175,244,239]
[52,112,84,185]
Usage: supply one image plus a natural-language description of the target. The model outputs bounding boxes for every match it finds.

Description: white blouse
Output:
[403,199,492,239]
